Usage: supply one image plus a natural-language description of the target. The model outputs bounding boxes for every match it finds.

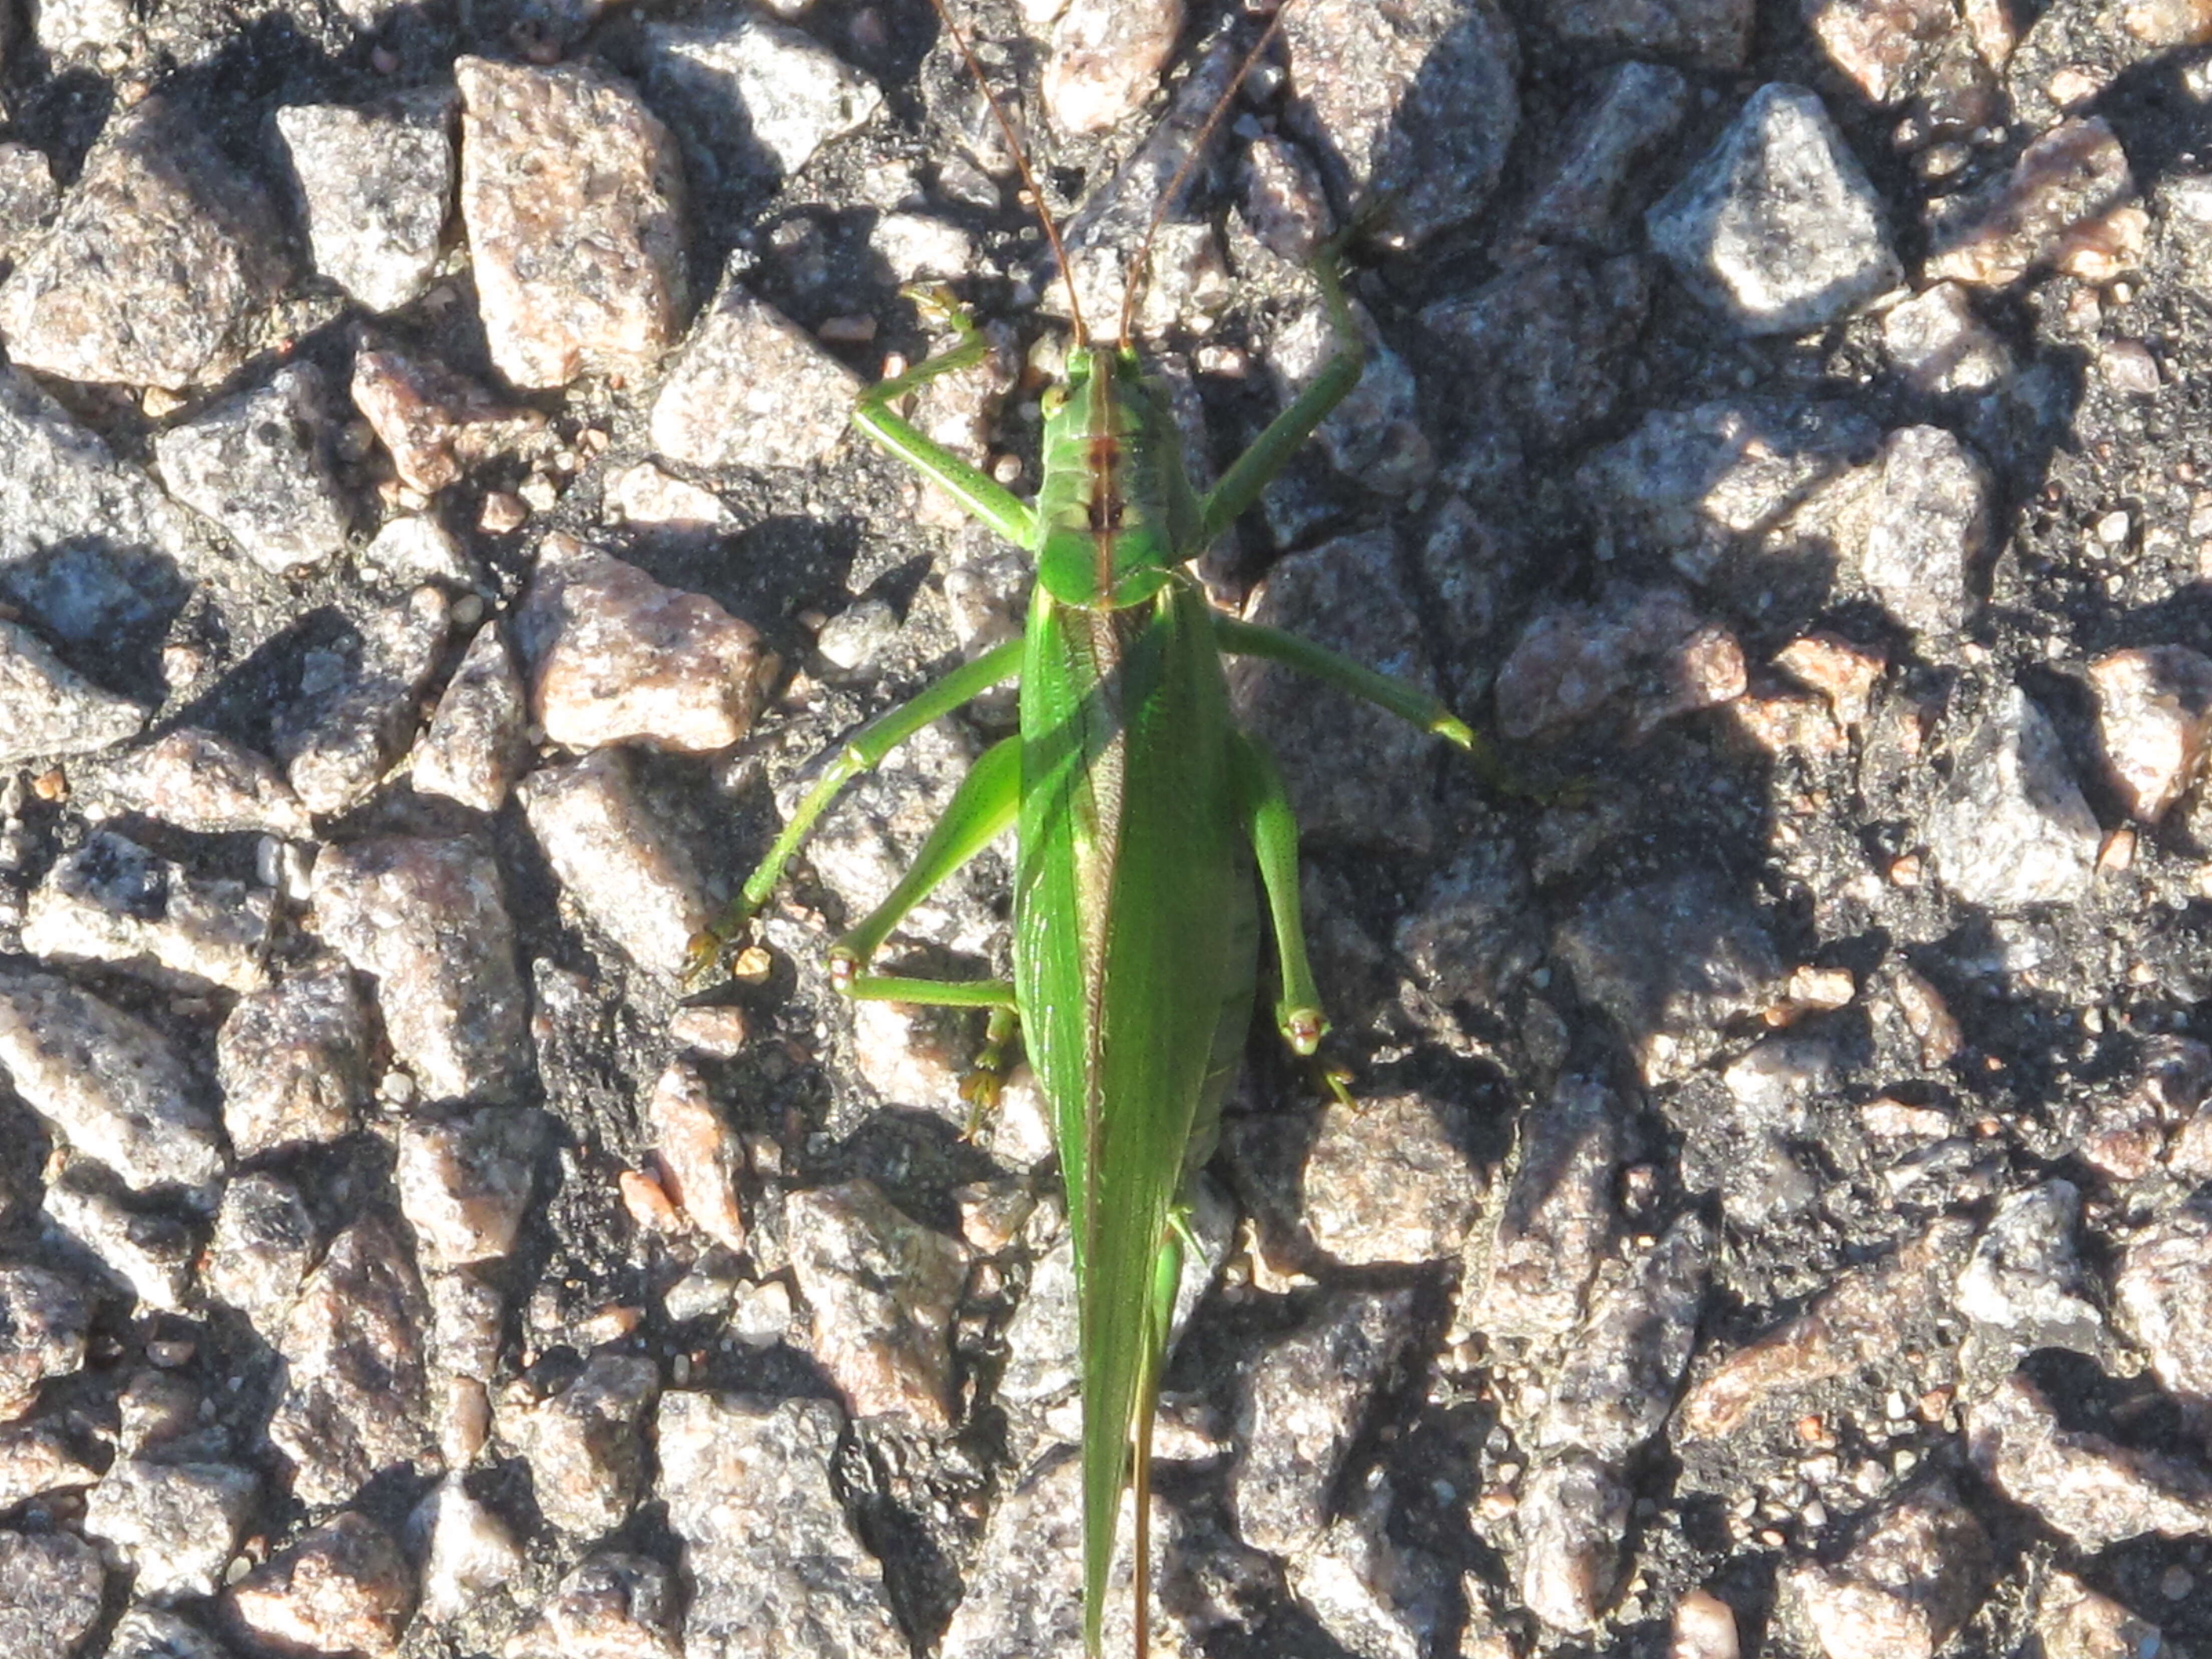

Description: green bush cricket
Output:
[688,4,1484,1650]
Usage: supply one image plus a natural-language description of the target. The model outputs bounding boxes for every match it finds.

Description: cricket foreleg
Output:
[826,734,1024,1131]
[1198,237,1365,543]
[854,292,1038,547]
[684,638,1024,984]
[828,735,1020,977]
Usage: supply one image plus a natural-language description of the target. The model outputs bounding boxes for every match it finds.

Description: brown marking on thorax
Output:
[1086,350,1125,591]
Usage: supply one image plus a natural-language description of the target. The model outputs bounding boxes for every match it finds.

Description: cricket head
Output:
[1033,344,1196,612]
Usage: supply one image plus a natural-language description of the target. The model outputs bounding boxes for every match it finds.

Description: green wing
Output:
[1014,578,1254,1654]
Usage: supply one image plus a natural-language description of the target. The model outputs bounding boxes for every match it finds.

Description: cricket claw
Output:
[681,904,764,993]
[1316,1059,1356,1109]
[958,1067,1005,1141]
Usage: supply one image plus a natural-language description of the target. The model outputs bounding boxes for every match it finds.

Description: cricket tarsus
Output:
[699,6,1494,1655]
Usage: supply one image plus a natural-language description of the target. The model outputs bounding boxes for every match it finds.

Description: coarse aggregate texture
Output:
[6,2,2212,1656]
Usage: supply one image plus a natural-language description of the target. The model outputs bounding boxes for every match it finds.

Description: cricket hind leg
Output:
[683,638,1025,986]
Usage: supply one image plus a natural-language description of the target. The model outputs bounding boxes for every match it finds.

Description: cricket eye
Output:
[1040,386,1067,417]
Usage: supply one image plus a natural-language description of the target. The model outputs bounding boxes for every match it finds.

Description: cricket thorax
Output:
[1033,345,1203,612]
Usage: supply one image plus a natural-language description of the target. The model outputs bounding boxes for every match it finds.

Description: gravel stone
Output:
[1239,132,1335,263]
[1880,283,2014,394]
[1578,397,1881,586]
[1291,1474,1449,1659]
[1967,1371,2212,1549]
[497,1350,657,1537]
[1395,843,1540,1012]
[1923,685,2100,912]
[516,535,778,754]
[83,1457,257,1598]
[1515,1453,1629,1633]
[226,1511,414,1658]
[410,620,529,813]
[203,1173,318,1334]
[637,11,880,188]
[0,145,59,263]
[99,1608,238,1659]
[1554,871,1781,1084]
[1927,119,2138,288]
[0,1264,89,1421]
[23,829,274,994]
[1549,0,1751,66]
[1535,1213,1710,1460]
[1280,0,1518,250]
[216,965,370,1158]
[655,1391,906,1659]
[1461,1075,1618,1342]
[1230,531,1452,854]
[1506,68,1689,257]
[30,0,130,55]
[784,1178,967,1427]
[1855,425,1993,634]
[2032,1572,2163,1659]
[1646,84,1899,337]
[650,272,862,473]
[0,1420,97,1508]
[359,514,476,590]
[518,749,711,975]
[0,619,146,765]
[0,971,224,1194]
[425,1264,504,1383]
[43,1171,198,1311]
[115,1367,204,1460]
[0,366,203,644]
[606,461,733,531]
[350,346,545,497]
[1040,0,1180,136]
[0,1529,104,1656]
[0,97,291,390]
[1493,584,1744,742]
[1230,1287,1419,1556]
[394,1107,540,1270]
[1300,1093,1483,1266]
[1680,1217,1975,1439]
[1670,1588,1743,1659]
[455,57,687,390]
[105,728,312,838]
[1805,0,1994,110]
[413,1476,523,1625]
[1780,1476,1993,1659]
[274,91,455,315]
[1954,1180,2102,1356]
[153,365,351,577]
[2088,645,2212,823]
[644,1059,748,1257]
[310,836,528,1103]
[2114,1193,2212,1412]
[1421,250,1650,456]
[267,1215,436,1507]
[503,1550,681,1659]
[276,585,450,817]
[871,211,976,286]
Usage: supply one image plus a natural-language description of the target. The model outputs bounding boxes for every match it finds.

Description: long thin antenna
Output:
[1117,0,1294,347]
[925,0,1089,348]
